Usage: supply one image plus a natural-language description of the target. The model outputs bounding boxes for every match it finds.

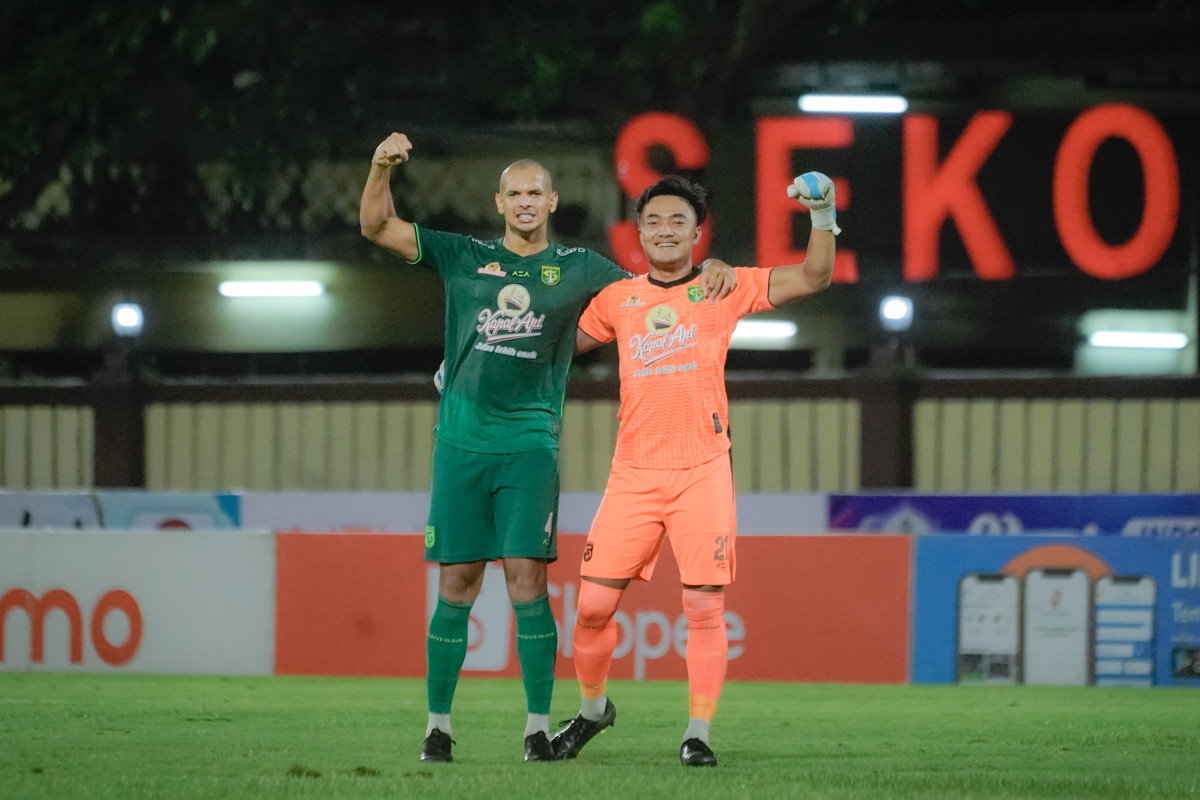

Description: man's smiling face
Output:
[639,194,700,270]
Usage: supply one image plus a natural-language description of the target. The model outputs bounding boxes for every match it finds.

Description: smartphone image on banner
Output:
[1023,567,1090,686]
[1093,575,1156,687]
[956,573,1021,684]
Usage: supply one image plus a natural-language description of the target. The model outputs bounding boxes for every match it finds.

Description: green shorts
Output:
[425,440,560,564]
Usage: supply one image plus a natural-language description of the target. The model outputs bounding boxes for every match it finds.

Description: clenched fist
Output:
[788,171,841,235]
[373,133,413,167]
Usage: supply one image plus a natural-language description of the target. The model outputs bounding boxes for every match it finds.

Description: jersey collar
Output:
[647,266,701,289]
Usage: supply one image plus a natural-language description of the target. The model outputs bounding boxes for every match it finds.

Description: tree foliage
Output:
[2,0,1179,235]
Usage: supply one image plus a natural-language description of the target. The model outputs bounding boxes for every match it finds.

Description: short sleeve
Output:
[586,251,633,294]
[729,266,775,318]
[411,226,471,276]
[578,285,616,343]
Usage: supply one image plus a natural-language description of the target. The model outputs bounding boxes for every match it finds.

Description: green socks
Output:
[513,594,558,715]
[427,594,557,720]
[426,597,472,714]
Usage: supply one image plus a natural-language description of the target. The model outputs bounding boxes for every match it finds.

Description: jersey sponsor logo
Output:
[511,269,530,277]
[620,294,644,307]
[555,246,585,256]
[477,261,507,277]
[469,237,497,249]
[645,304,678,333]
[630,304,697,366]
[476,284,546,343]
[497,284,531,316]
[540,265,561,285]
[687,285,706,303]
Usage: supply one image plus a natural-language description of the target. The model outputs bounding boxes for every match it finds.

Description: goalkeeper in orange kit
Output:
[551,172,839,766]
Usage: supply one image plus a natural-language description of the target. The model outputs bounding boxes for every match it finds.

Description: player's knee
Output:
[503,562,548,602]
[439,562,485,602]
[576,581,623,628]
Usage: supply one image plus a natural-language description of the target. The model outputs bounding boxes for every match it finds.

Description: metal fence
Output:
[2,372,1198,493]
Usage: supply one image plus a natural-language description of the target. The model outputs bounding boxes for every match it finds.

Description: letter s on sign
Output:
[609,113,711,273]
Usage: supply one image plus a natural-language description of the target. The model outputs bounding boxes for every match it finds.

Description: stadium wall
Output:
[4,376,1200,494]
[1,491,1198,687]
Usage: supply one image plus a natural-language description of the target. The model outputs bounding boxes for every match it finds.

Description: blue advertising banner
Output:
[829,494,1200,536]
[912,534,1200,687]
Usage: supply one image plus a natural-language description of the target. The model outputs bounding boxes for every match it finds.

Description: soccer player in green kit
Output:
[359,132,736,763]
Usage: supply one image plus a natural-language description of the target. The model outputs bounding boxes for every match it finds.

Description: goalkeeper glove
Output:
[787,171,841,235]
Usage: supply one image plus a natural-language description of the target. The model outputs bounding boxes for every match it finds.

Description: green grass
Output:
[1,674,1198,799]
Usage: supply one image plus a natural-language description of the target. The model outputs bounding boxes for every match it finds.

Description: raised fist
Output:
[373,133,413,167]
[787,171,841,235]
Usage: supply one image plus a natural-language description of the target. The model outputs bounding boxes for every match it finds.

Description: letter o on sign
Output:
[1053,103,1179,279]
[91,590,143,666]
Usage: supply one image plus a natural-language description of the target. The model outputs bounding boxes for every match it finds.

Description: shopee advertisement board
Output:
[912,534,1200,687]
[274,532,909,684]
[0,530,275,674]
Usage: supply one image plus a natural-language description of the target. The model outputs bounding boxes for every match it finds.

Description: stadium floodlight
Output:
[111,303,144,337]
[879,295,913,332]
[798,93,908,114]
[218,280,325,298]
[1087,331,1189,350]
[730,319,798,350]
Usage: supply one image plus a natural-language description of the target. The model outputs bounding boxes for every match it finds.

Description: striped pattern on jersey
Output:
[579,266,774,469]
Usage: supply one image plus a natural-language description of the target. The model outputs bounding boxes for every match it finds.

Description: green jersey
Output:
[413,225,630,454]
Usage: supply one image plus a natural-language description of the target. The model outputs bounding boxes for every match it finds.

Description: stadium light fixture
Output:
[879,295,914,332]
[218,280,325,298]
[798,93,908,114]
[732,319,797,339]
[1087,331,1189,350]
[111,303,144,337]
[730,319,798,350]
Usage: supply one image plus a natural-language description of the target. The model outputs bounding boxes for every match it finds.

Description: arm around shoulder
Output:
[359,133,419,262]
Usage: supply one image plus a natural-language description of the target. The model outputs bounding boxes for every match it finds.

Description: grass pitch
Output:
[1,674,1198,799]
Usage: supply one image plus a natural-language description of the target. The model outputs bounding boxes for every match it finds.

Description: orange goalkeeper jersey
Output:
[578,266,775,469]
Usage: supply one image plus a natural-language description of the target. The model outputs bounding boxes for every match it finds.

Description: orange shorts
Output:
[581,453,736,586]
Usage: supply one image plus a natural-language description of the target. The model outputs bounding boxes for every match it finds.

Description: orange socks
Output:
[682,588,727,721]
[572,581,623,702]
[574,583,727,729]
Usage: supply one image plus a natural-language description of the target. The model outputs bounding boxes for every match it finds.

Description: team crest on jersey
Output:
[540,265,560,285]
[687,286,706,303]
[477,261,507,277]
[621,294,644,308]
[645,304,679,334]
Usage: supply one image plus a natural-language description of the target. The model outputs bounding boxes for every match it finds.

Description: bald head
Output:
[500,160,553,193]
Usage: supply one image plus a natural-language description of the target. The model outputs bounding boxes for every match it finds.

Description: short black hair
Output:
[634,175,709,226]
